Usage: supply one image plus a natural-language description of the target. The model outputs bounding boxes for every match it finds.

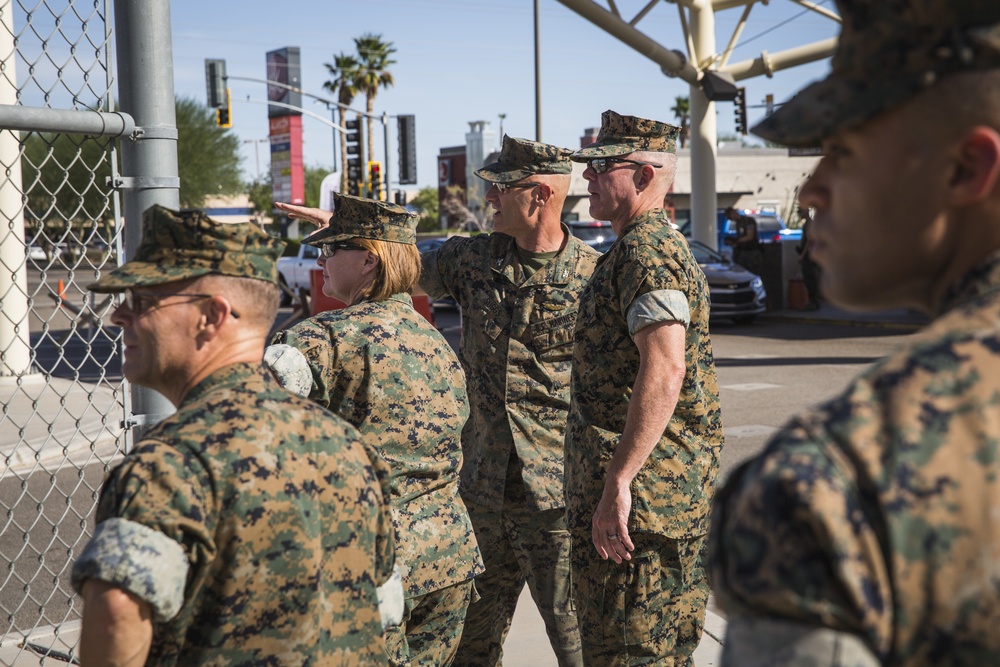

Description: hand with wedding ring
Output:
[592,480,634,564]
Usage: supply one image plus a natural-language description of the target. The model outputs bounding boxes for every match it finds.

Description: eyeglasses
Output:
[494,181,539,194]
[586,157,663,174]
[122,289,240,318]
[320,242,367,258]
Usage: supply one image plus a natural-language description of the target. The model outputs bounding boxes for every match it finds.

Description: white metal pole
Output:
[0,0,33,377]
[688,1,720,250]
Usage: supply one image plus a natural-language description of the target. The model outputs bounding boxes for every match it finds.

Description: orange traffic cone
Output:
[56,279,65,307]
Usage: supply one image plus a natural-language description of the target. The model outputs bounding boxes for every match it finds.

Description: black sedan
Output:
[593,238,767,324]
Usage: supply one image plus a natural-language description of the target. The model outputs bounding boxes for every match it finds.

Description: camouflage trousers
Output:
[570,530,709,667]
[386,579,475,667]
[453,500,583,667]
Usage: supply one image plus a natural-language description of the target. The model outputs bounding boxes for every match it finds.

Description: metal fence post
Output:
[114,0,181,434]
[0,2,32,377]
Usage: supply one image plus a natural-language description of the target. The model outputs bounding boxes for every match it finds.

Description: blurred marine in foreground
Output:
[709,1,1000,665]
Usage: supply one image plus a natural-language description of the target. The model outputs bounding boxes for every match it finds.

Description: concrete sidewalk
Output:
[500,588,725,666]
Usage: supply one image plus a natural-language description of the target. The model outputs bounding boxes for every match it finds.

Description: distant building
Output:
[437,145,467,229]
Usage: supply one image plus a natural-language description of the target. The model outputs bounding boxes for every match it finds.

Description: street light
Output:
[243,138,267,183]
[314,99,338,171]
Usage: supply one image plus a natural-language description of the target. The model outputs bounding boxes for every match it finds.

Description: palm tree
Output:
[670,95,691,149]
[323,52,361,191]
[354,33,396,175]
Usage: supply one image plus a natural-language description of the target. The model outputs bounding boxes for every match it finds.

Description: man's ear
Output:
[636,164,657,190]
[196,296,233,340]
[534,182,553,203]
[948,126,1000,205]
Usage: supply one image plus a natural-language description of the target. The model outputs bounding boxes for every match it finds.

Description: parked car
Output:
[416,237,457,310]
[593,237,767,324]
[568,220,615,247]
[680,209,802,252]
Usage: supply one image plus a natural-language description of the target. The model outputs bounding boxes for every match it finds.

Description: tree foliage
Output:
[354,33,396,168]
[175,96,243,207]
[409,186,440,232]
[323,52,361,192]
[670,96,691,149]
[20,131,115,239]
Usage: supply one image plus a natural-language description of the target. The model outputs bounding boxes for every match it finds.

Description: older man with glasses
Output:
[72,205,396,665]
[564,110,723,667]
[423,136,599,667]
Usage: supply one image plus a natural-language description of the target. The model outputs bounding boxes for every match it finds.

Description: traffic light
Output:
[216,88,232,128]
[344,117,365,197]
[368,161,383,201]
[397,115,417,185]
[205,59,227,108]
[734,87,748,136]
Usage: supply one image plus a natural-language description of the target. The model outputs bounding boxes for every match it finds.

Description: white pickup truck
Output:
[276,243,321,301]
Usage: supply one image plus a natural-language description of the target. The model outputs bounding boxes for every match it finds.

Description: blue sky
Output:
[84,1,845,192]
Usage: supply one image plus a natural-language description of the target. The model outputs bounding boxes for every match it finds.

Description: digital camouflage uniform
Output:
[268,193,483,667]
[421,136,598,666]
[73,206,393,666]
[710,2,1000,666]
[564,112,724,666]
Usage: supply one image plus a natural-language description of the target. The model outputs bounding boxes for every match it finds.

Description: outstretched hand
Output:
[274,202,332,228]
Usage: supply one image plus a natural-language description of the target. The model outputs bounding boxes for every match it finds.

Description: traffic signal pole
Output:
[209,70,415,202]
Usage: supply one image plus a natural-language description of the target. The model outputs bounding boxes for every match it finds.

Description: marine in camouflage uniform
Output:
[72,206,394,666]
[267,193,483,667]
[421,136,597,666]
[564,111,723,666]
[709,2,1000,665]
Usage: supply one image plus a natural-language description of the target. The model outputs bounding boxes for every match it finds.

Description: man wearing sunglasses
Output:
[72,206,395,665]
[273,138,598,666]
[422,136,598,667]
[564,110,723,666]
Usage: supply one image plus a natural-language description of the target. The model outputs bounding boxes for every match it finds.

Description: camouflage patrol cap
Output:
[88,205,285,293]
[474,135,573,183]
[570,110,679,160]
[754,0,1000,147]
[304,192,416,246]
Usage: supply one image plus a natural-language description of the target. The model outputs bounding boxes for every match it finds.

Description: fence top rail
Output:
[0,105,135,138]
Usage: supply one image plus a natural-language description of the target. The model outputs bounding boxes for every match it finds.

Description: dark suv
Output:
[568,220,615,247]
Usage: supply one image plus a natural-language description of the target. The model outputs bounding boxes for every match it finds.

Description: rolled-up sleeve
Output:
[72,517,189,622]
[626,289,690,337]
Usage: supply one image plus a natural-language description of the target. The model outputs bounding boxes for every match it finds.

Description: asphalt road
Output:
[0,299,916,656]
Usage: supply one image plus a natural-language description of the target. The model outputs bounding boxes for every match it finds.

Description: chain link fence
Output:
[1,1,133,663]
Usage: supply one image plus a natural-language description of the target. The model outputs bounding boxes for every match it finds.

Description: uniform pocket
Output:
[530,310,578,361]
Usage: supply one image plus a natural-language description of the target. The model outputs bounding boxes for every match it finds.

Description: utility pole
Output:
[534,0,542,141]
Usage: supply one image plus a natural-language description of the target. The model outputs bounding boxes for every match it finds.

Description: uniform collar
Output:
[489,223,582,286]
[938,249,1000,317]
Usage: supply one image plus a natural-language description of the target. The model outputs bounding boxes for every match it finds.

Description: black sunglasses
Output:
[320,242,367,258]
[494,181,539,194]
[587,157,663,174]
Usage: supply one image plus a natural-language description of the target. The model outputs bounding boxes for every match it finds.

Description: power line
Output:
[733,0,833,52]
